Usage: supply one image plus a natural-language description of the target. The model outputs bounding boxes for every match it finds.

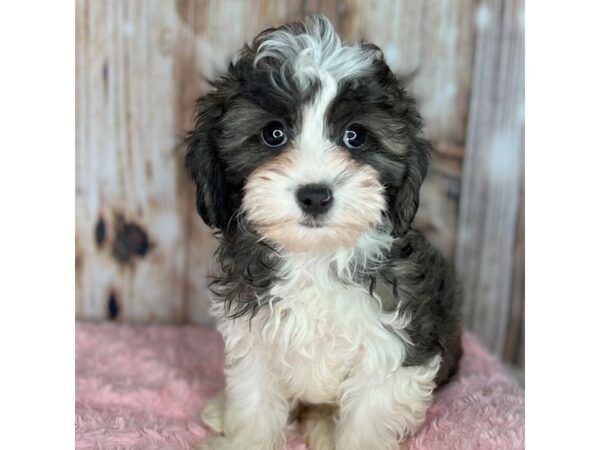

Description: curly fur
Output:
[185,15,462,450]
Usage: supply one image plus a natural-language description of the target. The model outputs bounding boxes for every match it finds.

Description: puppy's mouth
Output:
[298,216,327,228]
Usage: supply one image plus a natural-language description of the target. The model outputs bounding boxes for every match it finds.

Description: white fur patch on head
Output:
[253,15,377,91]
[242,16,389,255]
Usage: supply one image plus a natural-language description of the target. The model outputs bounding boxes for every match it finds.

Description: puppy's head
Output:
[186,15,430,253]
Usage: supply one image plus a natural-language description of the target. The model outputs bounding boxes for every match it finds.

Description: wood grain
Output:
[75,0,525,367]
[76,0,187,322]
[454,0,525,356]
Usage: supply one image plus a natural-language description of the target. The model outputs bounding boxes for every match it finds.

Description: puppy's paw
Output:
[200,391,225,434]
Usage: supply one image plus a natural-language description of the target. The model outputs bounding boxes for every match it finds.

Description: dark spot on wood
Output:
[446,185,460,201]
[108,291,119,320]
[112,215,152,264]
[102,61,109,97]
[95,217,106,247]
[145,161,153,180]
[75,236,83,275]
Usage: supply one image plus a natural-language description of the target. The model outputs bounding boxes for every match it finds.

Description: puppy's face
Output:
[186,16,430,253]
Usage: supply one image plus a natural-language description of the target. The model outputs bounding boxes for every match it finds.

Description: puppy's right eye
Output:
[342,124,367,149]
[261,121,287,148]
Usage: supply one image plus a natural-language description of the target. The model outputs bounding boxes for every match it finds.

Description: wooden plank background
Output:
[75,0,524,368]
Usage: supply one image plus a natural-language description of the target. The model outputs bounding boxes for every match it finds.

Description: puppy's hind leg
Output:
[300,404,337,450]
[201,391,226,434]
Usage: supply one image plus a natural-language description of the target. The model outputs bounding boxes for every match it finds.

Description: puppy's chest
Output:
[259,281,374,403]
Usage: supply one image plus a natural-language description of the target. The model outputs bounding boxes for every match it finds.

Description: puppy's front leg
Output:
[201,352,289,450]
[335,355,441,450]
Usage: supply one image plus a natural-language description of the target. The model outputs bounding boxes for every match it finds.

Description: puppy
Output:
[186,15,462,450]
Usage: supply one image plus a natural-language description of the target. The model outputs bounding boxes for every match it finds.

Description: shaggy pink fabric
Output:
[76,322,524,450]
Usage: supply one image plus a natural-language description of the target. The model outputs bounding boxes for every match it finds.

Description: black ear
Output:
[185,91,234,230]
[392,135,430,233]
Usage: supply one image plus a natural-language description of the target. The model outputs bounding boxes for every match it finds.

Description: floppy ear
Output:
[392,135,431,233]
[185,91,234,230]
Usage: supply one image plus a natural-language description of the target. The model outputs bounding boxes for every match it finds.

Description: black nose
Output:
[296,184,334,216]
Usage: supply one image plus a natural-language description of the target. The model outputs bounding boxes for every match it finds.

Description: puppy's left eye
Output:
[342,124,367,149]
[261,121,288,148]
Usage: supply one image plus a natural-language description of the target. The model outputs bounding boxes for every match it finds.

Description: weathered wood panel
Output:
[76,0,187,322]
[454,0,525,356]
[75,0,525,367]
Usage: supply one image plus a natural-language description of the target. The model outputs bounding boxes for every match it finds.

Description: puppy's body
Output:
[187,15,462,450]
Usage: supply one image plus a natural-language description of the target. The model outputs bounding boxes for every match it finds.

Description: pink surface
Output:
[76,322,524,450]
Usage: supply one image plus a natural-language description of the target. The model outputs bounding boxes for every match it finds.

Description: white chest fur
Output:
[260,280,374,403]
[217,239,412,405]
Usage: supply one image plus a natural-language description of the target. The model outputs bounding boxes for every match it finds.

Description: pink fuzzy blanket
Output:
[76,322,524,449]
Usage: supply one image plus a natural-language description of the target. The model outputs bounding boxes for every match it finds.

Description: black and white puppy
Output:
[186,15,462,450]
